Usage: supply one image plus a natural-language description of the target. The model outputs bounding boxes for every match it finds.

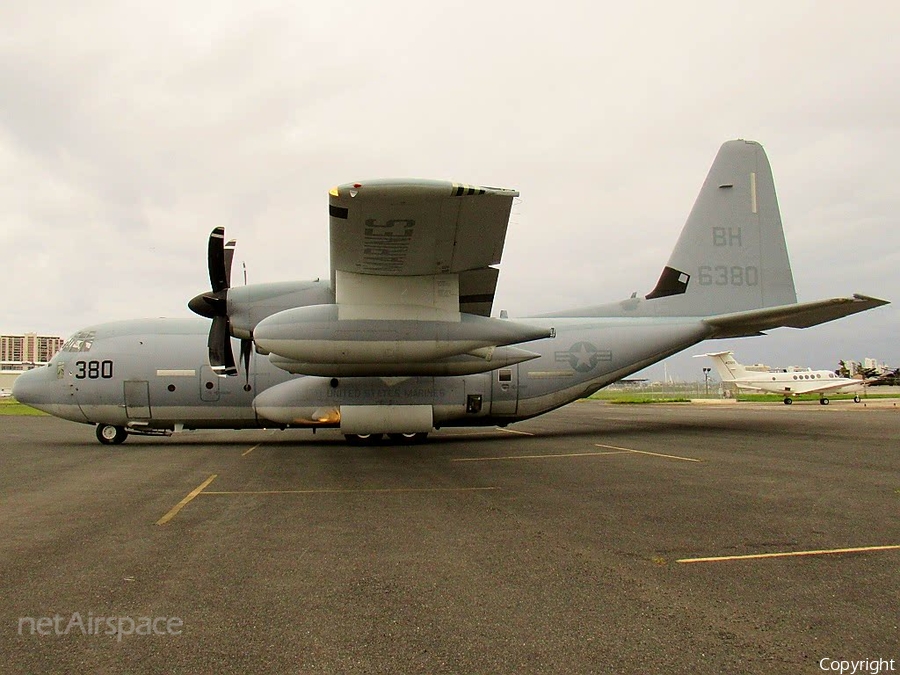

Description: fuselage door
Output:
[490,365,518,415]
[124,380,151,419]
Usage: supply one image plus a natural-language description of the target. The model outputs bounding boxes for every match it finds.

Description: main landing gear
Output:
[96,424,128,445]
[785,396,831,405]
[785,396,854,406]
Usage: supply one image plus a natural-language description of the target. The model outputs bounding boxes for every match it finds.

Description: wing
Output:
[252,179,549,378]
[796,379,866,395]
[328,179,518,317]
[813,382,859,394]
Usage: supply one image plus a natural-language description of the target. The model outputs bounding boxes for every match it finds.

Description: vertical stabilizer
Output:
[700,351,748,381]
[645,140,797,316]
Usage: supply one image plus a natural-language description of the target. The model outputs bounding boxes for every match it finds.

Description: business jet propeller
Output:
[188,227,250,378]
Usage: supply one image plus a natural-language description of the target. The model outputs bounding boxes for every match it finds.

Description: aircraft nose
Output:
[12,366,47,407]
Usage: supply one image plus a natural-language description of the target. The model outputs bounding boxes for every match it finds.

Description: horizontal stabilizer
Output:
[704,294,889,338]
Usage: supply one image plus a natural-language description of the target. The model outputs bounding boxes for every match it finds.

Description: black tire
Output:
[853,395,861,403]
[820,398,829,405]
[783,397,793,405]
[96,424,128,445]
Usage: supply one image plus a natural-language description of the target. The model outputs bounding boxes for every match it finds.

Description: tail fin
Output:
[541,139,888,325]
[645,140,797,316]
[696,351,747,381]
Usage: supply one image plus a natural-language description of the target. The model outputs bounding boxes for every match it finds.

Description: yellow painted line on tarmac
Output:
[452,450,629,462]
[595,443,702,463]
[439,431,508,439]
[156,474,218,525]
[677,544,900,564]
[201,486,500,495]
[242,430,277,456]
[497,427,535,436]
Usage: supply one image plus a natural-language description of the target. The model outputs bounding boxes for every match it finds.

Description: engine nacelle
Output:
[225,280,335,339]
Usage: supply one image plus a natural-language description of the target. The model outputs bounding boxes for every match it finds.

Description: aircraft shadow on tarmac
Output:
[38,415,827,450]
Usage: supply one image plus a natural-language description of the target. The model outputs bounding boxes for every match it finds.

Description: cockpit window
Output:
[61,331,96,353]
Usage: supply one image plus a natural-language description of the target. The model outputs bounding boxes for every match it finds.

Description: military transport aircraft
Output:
[13,140,889,444]
[699,350,876,405]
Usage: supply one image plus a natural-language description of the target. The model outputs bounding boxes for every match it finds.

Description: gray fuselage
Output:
[13,314,709,434]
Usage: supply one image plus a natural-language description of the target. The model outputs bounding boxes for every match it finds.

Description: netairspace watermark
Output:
[18,613,183,642]
[820,659,897,675]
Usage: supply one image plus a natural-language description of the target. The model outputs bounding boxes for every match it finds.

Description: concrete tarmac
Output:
[1,400,898,674]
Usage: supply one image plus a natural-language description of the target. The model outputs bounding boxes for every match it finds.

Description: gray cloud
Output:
[3,1,897,378]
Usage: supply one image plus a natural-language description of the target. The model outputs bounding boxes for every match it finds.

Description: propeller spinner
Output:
[189,227,247,377]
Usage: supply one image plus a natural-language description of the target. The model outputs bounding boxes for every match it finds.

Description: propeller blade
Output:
[224,239,236,289]
[194,228,240,376]
[240,339,253,386]
[208,227,229,293]
[209,316,237,376]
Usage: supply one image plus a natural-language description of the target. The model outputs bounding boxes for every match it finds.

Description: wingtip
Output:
[850,293,890,307]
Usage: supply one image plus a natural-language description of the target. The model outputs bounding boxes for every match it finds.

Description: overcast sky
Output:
[3,1,897,380]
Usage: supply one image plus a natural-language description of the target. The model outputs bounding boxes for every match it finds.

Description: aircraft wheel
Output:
[854,395,861,403]
[820,397,829,405]
[344,433,383,445]
[387,432,429,444]
[783,397,792,405]
[96,424,128,445]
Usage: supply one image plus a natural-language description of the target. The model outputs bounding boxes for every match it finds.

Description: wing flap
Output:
[704,294,889,338]
[459,267,499,317]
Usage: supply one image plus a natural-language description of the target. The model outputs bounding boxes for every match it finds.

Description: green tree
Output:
[836,360,851,378]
